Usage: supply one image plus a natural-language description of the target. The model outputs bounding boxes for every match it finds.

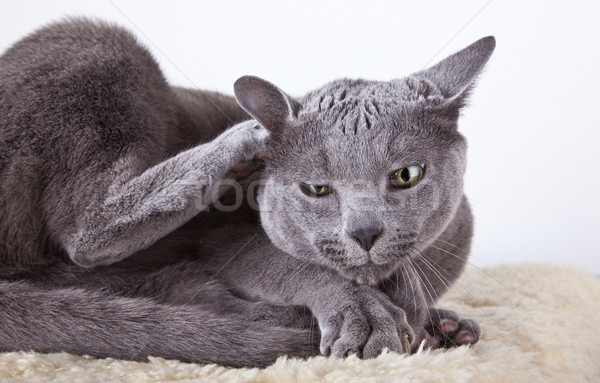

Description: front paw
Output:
[219,120,269,164]
[420,308,482,350]
[317,285,414,358]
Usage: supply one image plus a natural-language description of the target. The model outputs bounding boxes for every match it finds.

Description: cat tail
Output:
[0,280,319,367]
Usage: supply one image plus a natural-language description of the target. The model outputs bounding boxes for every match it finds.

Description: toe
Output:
[452,318,482,346]
[439,318,459,333]
[455,330,478,345]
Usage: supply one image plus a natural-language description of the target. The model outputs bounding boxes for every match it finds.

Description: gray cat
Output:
[0,17,494,367]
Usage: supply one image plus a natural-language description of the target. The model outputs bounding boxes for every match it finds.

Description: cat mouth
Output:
[339,259,401,285]
[366,245,413,265]
[334,245,415,285]
[366,251,392,265]
[315,239,413,283]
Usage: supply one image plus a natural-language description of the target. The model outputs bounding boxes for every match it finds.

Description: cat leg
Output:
[421,308,482,349]
[131,260,317,329]
[61,120,267,268]
[164,279,316,329]
[168,281,317,329]
[240,302,316,329]
[0,279,318,367]
[378,266,429,353]
[36,259,317,330]
[210,242,414,358]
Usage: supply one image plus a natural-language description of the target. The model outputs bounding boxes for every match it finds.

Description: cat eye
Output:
[390,164,425,189]
[300,183,333,197]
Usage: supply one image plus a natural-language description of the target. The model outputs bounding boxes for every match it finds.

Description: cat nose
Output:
[348,226,382,252]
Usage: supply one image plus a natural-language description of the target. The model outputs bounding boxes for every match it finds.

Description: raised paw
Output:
[219,120,269,163]
[420,308,482,350]
[316,285,414,359]
[213,120,269,180]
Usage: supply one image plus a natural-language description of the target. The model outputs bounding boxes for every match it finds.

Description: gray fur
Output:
[0,17,494,366]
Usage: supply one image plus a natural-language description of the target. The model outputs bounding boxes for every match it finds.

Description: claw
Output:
[401,333,411,355]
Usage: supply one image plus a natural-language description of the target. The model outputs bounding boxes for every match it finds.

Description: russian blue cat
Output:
[0,18,494,367]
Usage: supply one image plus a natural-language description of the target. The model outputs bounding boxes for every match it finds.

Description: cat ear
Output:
[415,36,496,102]
[234,76,299,131]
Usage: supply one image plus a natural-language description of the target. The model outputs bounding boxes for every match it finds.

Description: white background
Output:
[1,1,599,273]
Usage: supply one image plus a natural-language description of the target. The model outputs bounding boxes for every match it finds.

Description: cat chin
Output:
[337,261,400,286]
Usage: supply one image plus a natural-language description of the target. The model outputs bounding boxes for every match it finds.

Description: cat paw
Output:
[419,308,481,350]
[213,120,269,179]
[316,285,414,358]
[219,120,269,162]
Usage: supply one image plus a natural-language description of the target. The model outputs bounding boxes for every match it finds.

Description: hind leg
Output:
[28,259,317,331]
[0,278,318,367]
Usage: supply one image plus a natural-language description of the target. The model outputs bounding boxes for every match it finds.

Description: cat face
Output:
[235,37,495,285]
[255,80,467,285]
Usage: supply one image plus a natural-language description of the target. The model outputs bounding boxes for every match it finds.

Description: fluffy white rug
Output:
[1,263,598,383]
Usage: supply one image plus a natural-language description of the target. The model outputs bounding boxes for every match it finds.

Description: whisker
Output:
[400,263,418,326]
[459,347,496,383]
[432,238,467,253]
[410,256,441,305]
[412,248,451,292]
[410,248,492,381]
[431,238,489,265]
[415,249,495,382]
[425,243,521,299]
[418,251,479,302]
[406,258,442,327]
[309,308,316,349]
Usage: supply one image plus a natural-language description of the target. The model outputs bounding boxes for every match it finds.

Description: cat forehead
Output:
[293,77,447,138]
[281,78,446,144]
[300,77,445,116]
[267,77,456,170]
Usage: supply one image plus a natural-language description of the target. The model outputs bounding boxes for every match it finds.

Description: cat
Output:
[0,17,495,367]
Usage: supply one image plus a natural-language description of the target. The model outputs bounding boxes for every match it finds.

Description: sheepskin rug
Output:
[1,263,598,383]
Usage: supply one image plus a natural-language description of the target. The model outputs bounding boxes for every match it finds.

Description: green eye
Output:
[390,164,425,189]
[300,183,332,197]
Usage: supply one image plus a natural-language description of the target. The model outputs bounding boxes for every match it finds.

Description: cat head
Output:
[234,37,495,285]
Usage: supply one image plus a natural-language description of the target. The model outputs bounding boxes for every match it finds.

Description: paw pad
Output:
[422,308,481,350]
